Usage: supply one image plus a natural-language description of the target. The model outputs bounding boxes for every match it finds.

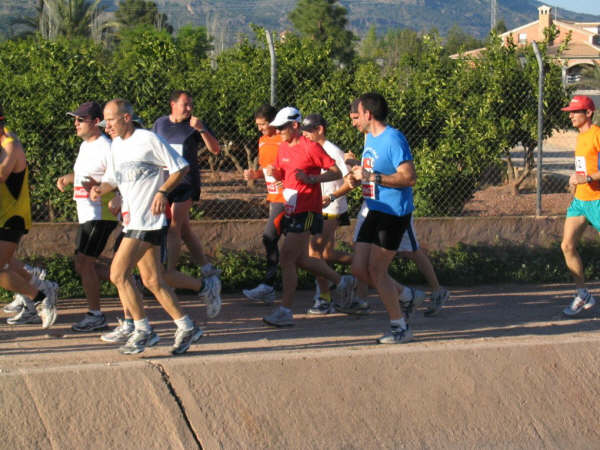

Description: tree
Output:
[11,0,110,41]
[444,24,483,54]
[288,0,355,64]
[114,0,172,34]
[175,25,213,63]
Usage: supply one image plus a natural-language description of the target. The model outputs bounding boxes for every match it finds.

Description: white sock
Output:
[390,318,407,330]
[134,318,151,333]
[174,315,194,331]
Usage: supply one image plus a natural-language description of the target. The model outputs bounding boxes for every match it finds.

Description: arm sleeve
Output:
[153,134,189,174]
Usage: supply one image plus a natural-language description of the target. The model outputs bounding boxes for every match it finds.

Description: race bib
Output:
[575,156,587,175]
[263,169,281,194]
[283,188,298,216]
[73,186,90,199]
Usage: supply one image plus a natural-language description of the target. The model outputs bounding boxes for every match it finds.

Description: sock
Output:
[32,290,45,304]
[320,291,332,302]
[390,318,407,330]
[123,318,134,330]
[134,318,151,333]
[398,286,413,302]
[88,310,102,317]
[29,275,42,289]
[577,288,588,299]
[174,315,194,331]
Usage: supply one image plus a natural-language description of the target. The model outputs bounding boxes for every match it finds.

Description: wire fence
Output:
[2,35,595,223]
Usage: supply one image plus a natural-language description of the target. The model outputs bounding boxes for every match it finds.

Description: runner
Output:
[152,90,222,318]
[350,93,424,344]
[347,98,448,318]
[90,98,205,355]
[56,101,119,331]
[560,95,600,316]
[242,104,284,304]
[262,107,354,327]
[0,105,58,329]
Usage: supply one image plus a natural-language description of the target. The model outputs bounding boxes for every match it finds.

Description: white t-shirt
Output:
[102,129,188,231]
[73,135,117,224]
[321,140,349,215]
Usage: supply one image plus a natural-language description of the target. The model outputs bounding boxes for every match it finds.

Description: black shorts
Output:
[281,212,324,235]
[0,227,26,243]
[356,209,412,251]
[124,228,167,247]
[322,211,350,227]
[75,220,118,258]
[168,183,200,203]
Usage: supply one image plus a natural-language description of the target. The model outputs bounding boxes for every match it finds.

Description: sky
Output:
[545,1,600,16]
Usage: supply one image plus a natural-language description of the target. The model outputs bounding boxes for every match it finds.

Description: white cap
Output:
[270,106,302,127]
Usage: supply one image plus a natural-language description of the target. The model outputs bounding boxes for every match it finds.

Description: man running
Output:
[350,93,424,344]
[90,98,204,355]
[152,90,222,318]
[0,105,58,329]
[57,101,119,331]
[262,107,354,327]
[243,104,284,304]
[560,95,600,316]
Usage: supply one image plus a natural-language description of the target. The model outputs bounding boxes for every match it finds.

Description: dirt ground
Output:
[2,285,600,448]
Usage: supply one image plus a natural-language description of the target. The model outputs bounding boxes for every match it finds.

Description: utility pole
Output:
[491,0,497,31]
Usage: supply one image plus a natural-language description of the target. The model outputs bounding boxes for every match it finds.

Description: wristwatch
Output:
[329,193,336,203]
[587,175,593,183]
[374,174,382,185]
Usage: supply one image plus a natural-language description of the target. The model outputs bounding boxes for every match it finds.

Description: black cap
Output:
[67,101,103,120]
[301,113,327,132]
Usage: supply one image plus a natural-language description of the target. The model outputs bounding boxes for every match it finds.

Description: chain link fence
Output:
[1,33,595,223]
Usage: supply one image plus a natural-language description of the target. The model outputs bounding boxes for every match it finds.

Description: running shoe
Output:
[400,287,426,321]
[424,287,450,317]
[308,298,335,315]
[101,318,134,343]
[72,312,108,332]
[37,280,59,329]
[7,308,41,325]
[119,329,160,354]
[201,275,222,318]
[263,306,294,327]
[563,291,596,317]
[334,275,355,308]
[27,265,47,281]
[171,324,203,355]
[201,264,222,278]
[377,325,413,344]
[243,283,276,304]
[335,298,370,315]
[3,293,26,314]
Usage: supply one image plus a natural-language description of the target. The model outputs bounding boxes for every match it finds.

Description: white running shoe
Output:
[101,318,134,343]
[119,329,160,355]
[72,312,107,332]
[243,283,276,304]
[400,287,426,321]
[377,325,413,344]
[27,265,47,281]
[3,293,27,314]
[7,307,42,325]
[263,306,294,327]
[201,275,222,319]
[334,275,355,308]
[425,287,450,317]
[37,280,59,329]
[563,291,596,317]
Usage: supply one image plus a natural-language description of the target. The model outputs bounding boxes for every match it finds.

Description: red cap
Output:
[561,95,596,112]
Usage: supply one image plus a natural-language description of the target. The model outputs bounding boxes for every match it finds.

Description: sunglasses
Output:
[275,122,293,131]
[74,116,92,123]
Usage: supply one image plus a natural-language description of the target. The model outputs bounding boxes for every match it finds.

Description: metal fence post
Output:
[532,41,544,216]
[265,30,277,107]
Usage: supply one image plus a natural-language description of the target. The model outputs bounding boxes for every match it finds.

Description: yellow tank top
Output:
[0,130,32,230]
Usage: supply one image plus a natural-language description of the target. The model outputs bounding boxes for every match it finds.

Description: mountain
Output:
[2,0,599,46]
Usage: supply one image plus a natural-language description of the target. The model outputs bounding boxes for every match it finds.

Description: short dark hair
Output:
[254,103,277,122]
[358,93,388,121]
[349,98,360,114]
[170,90,192,103]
